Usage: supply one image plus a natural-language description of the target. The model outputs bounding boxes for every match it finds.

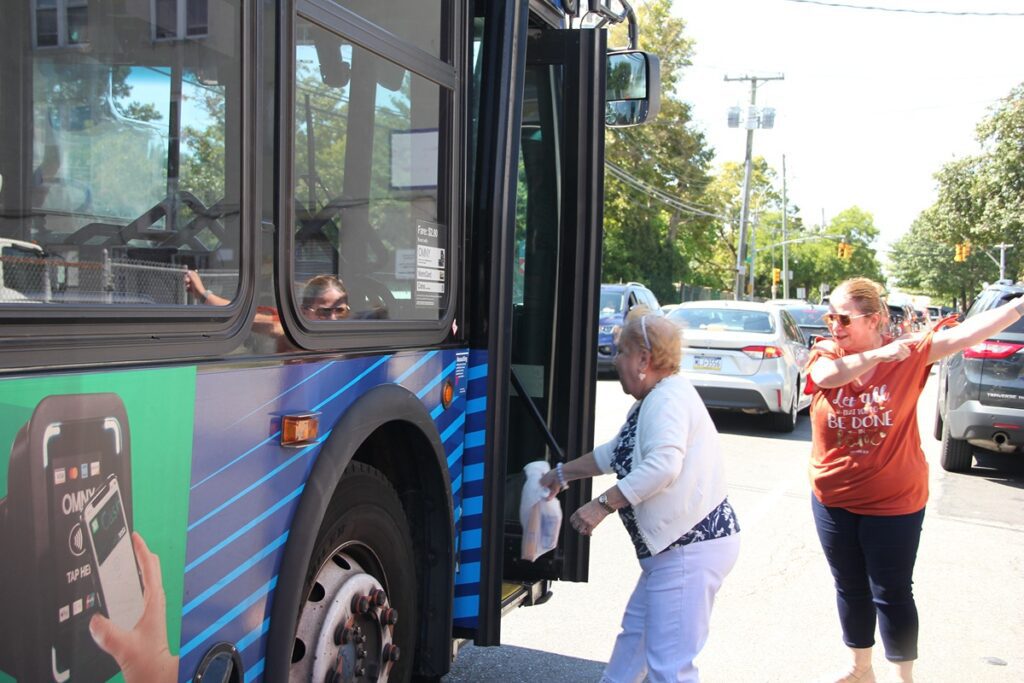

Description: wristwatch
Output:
[597,493,615,514]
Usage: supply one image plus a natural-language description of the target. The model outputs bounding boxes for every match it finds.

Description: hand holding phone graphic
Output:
[82,475,144,631]
[88,531,178,683]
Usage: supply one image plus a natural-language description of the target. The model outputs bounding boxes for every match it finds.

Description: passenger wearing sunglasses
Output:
[806,277,1024,683]
[299,274,351,321]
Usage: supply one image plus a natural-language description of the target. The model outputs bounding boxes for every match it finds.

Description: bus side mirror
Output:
[605,50,660,127]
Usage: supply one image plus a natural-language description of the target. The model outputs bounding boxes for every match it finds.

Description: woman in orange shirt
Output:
[807,277,1024,683]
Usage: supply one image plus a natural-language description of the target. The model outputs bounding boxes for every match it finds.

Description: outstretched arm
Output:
[810,338,917,389]
[929,296,1024,363]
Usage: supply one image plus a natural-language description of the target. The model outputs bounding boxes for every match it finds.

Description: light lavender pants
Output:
[600,533,741,683]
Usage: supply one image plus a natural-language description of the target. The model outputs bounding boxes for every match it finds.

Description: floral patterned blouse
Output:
[609,401,740,559]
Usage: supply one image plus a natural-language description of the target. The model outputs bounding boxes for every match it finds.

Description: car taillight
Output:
[962,341,1024,359]
[742,345,783,359]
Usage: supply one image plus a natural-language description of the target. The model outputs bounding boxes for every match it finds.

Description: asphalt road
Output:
[443,371,1024,682]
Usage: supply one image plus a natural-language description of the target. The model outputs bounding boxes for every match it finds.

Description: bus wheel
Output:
[291,463,417,682]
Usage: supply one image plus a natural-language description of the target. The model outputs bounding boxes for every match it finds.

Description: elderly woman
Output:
[808,277,1024,683]
[540,305,740,683]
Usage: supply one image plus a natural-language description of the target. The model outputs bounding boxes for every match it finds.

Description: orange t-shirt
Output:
[805,335,935,515]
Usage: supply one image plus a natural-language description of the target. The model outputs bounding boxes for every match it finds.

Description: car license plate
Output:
[693,355,721,372]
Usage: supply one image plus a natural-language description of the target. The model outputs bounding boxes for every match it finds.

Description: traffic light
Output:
[954,243,964,262]
[837,242,847,258]
[772,267,781,285]
[963,240,971,258]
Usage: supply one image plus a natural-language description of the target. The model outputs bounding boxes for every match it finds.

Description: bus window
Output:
[330,0,445,61]
[292,16,451,323]
[0,1,242,307]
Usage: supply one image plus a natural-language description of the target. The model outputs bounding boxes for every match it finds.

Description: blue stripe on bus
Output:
[188,433,326,531]
[430,403,444,419]
[463,496,482,516]
[466,397,486,414]
[460,528,482,551]
[180,576,278,657]
[186,485,304,572]
[456,561,480,584]
[458,547,482,564]
[440,412,465,443]
[463,462,484,482]
[226,361,336,429]
[244,658,264,683]
[454,582,482,597]
[183,532,289,615]
[453,505,462,525]
[446,443,463,469]
[450,473,462,496]
[465,430,485,448]
[237,618,270,652]
[314,356,392,411]
[467,363,488,380]
[393,350,439,384]
[416,360,456,399]
[191,433,279,490]
[453,595,479,619]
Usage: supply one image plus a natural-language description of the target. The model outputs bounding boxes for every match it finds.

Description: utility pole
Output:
[726,73,784,300]
[996,243,1013,281]
[747,213,758,297]
[782,154,790,299]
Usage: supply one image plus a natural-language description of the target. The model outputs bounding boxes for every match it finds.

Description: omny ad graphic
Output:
[0,370,194,683]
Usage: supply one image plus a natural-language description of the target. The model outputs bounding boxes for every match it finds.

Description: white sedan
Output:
[667,300,812,432]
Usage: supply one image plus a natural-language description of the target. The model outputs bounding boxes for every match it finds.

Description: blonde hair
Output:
[834,277,889,332]
[619,305,682,373]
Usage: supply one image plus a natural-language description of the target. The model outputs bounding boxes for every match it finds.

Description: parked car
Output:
[597,282,661,374]
[935,281,1024,472]
[887,303,915,337]
[667,300,811,432]
[779,303,831,346]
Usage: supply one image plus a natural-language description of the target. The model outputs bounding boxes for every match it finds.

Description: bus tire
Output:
[292,462,418,682]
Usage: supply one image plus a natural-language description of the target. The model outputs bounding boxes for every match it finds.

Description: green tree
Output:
[602,0,715,303]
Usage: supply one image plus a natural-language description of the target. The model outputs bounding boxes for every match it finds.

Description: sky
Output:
[665,0,1024,260]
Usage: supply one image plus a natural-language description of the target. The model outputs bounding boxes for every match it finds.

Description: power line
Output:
[605,162,731,221]
[781,0,1024,16]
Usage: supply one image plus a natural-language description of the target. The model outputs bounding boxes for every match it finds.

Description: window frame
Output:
[31,0,90,49]
[280,0,462,351]
[1,0,258,369]
[151,0,211,41]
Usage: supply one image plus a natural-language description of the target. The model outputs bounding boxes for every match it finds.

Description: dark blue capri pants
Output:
[811,495,925,662]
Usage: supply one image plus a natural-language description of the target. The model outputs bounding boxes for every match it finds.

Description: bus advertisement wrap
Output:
[0,369,195,683]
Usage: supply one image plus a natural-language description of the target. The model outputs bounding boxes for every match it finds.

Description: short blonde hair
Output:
[834,277,889,332]
[619,305,682,373]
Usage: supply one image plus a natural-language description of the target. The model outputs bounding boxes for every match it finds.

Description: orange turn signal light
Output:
[441,380,455,409]
[281,413,320,447]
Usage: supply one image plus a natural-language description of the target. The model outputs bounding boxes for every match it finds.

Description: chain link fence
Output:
[0,250,237,305]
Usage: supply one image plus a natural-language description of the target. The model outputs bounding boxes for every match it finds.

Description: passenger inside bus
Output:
[185,270,389,323]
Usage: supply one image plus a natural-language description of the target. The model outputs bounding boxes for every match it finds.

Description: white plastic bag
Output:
[519,461,562,561]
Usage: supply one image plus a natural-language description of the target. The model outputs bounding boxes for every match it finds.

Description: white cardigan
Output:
[594,374,728,555]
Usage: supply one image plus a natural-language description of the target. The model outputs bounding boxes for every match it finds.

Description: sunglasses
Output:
[823,312,871,327]
[306,303,350,318]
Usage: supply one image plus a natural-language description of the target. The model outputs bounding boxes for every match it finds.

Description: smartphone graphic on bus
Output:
[82,474,144,631]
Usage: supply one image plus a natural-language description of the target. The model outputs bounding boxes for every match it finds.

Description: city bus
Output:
[0,1,658,681]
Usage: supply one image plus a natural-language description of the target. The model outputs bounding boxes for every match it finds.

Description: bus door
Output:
[501,27,605,590]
